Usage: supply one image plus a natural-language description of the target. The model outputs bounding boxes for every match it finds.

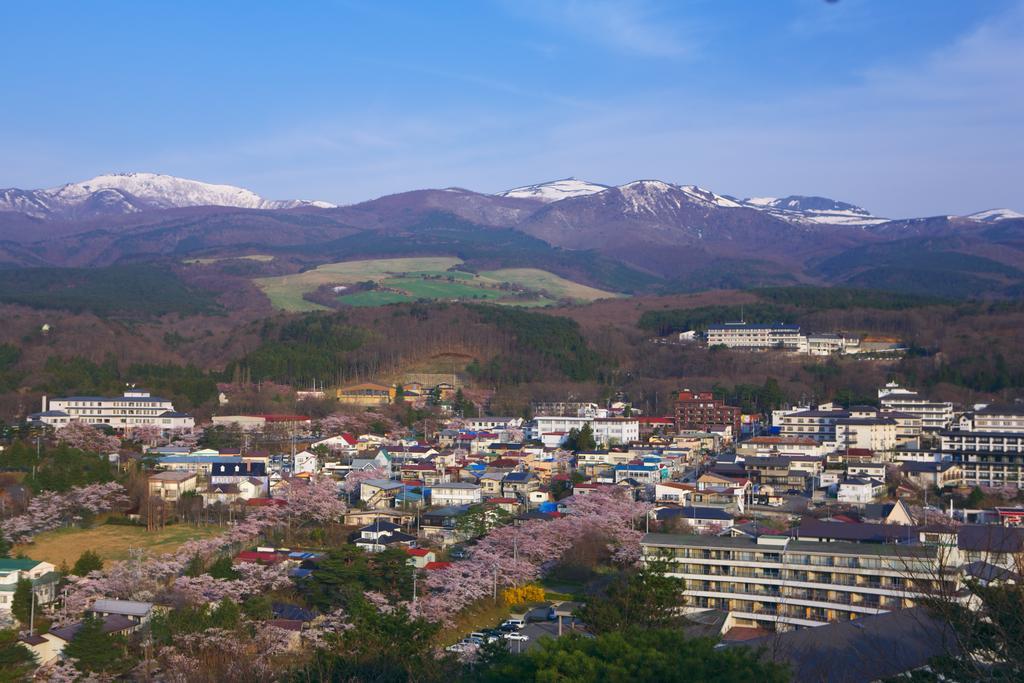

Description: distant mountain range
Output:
[0,173,1022,299]
[0,172,334,221]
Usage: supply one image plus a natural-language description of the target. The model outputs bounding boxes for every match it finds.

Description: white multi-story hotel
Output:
[878,383,954,431]
[30,389,194,433]
[969,404,1024,433]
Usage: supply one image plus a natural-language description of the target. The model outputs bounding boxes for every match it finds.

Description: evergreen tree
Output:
[0,533,9,559]
[0,628,36,683]
[208,555,240,580]
[11,579,32,627]
[71,549,104,576]
[577,558,687,634]
[63,613,130,675]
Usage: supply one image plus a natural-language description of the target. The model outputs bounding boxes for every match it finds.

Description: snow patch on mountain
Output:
[739,195,887,226]
[497,178,609,202]
[966,208,1024,222]
[0,172,335,219]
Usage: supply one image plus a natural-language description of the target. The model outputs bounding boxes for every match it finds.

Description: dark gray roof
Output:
[957,524,1024,553]
[796,519,920,544]
[731,607,957,683]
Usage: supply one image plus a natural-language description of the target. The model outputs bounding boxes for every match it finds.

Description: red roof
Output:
[424,561,452,570]
[235,550,283,564]
[832,514,860,524]
[406,548,431,557]
[246,498,287,507]
[486,497,518,504]
[638,417,674,424]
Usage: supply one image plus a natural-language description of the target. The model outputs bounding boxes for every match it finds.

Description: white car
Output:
[502,619,526,630]
[503,632,530,642]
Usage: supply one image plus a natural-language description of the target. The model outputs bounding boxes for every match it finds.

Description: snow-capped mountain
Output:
[0,172,335,220]
[497,178,609,203]
[965,208,1024,222]
[741,195,887,226]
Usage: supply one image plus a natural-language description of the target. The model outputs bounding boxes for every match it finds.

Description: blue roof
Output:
[615,464,657,471]
[289,568,313,579]
[157,456,243,464]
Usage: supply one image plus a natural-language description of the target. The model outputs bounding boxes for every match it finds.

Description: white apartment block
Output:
[878,383,954,431]
[532,416,639,448]
[707,323,807,352]
[30,389,194,433]
[642,533,956,632]
[941,429,1024,488]
[806,334,860,356]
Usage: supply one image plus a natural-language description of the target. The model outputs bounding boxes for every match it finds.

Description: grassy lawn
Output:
[383,277,506,301]
[253,256,626,311]
[336,290,418,306]
[14,523,224,568]
[479,268,619,302]
[184,254,274,265]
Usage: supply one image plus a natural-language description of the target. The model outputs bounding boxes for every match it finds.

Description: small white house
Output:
[430,482,482,507]
[837,478,886,504]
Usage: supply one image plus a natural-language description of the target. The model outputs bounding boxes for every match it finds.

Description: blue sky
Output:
[1,0,1021,216]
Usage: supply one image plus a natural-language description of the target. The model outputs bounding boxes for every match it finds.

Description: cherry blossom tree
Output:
[57,421,121,454]
[2,482,130,544]
[412,487,649,623]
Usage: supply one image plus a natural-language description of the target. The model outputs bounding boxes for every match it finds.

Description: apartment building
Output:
[941,430,1024,489]
[531,416,639,447]
[29,389,194,433]
[970,404,1024,433]
[806,334,860,356]
[878,383,954,431]
[779,408,850,443]
[675,390,741,439]
[641,533,955,632]
[707,322,807,352]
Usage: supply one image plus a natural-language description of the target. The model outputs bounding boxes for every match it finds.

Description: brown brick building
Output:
[675,390,742,439]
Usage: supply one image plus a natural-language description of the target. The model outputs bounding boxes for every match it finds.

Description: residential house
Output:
[419,505,471,546]
[359,479,404,508]
[837,478,886,504]
[148,471,198,502]
[430,482,482,507]
[0,558,59,613]
[352,521,417,553]
[501,471,540,499]
[89,599,154,632]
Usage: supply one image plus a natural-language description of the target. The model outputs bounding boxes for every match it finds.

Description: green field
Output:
[254,256,620,311]
[185,254,275,265]
[336,290,418,306]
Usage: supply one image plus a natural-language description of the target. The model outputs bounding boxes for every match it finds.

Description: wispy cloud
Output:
[514,0,699,58]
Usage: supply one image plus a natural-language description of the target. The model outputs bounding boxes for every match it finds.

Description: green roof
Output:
[0,559,44,571]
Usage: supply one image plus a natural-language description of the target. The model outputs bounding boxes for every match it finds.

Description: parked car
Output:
[502,618,526,630]
[503,632,530,642]
[450,546,468,560]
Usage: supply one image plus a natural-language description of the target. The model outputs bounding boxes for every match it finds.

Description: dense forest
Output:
[0,265,220,317]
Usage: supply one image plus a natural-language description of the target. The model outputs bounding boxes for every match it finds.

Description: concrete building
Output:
[336,382,396,406]
[675,390,741,440]
[706,323,806,352]
[878,383,954,431]
[531,416,639,448]
[641,533,956,632]
[29,389,194,434]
